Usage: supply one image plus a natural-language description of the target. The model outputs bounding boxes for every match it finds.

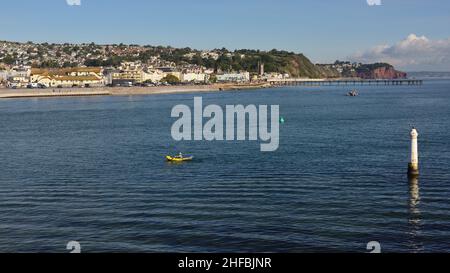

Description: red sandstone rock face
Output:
[358,67,407,79]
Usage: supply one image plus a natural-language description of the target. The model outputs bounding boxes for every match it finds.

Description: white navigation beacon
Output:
[408,128,419,176]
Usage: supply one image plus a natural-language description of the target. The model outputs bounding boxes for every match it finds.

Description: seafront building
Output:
[142,69,165,83]
[261,72,290,81]
[30,67,104,87]
[106,62,144,85]
[156,67,182,82]
[2,65,31,88]
[216,72,250,83]
[181,72,207,83]
[7,75,29,88]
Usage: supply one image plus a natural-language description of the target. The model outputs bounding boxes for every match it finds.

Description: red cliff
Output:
[357,66,407,79]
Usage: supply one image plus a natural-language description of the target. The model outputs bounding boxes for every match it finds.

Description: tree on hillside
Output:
[39,60,60,68]
[84,59,103,67]
[2,55,16,65]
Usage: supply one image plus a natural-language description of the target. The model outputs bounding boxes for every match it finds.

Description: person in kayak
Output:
[166,152,193,162]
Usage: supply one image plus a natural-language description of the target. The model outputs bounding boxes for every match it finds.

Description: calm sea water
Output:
[0,81,449,253]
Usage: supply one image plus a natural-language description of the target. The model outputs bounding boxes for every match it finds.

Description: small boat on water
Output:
[166,153,194,162]
[347,90,359,97]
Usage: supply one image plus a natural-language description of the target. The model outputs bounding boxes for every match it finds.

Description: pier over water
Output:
[269,78,423,86]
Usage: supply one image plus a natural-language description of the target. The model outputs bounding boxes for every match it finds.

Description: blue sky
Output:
[1,0,450,70]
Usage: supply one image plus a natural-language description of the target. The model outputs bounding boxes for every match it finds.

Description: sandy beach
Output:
[0,83,271,99]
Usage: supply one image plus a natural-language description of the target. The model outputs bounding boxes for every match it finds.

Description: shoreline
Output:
[0,83,272,99]
[0,78,423,99]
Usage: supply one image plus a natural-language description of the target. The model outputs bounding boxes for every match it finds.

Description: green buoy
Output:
[280,117,285,124]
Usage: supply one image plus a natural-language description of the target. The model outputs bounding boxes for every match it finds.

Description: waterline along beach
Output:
[1,0,450,262]
[0,83,271,99]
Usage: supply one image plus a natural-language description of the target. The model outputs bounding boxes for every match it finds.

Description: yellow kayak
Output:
[166,155,194,162]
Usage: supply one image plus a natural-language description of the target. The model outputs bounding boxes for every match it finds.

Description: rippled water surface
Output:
[0,81,449,252]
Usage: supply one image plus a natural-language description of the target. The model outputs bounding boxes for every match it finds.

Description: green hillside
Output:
[154,48,340,78]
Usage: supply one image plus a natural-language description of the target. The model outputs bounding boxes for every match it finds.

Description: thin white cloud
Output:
[367,0,382,6]
[66,0,81,6]
[351,34,450,71]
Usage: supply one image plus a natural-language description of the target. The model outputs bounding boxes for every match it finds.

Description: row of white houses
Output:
[2,64,262,88]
